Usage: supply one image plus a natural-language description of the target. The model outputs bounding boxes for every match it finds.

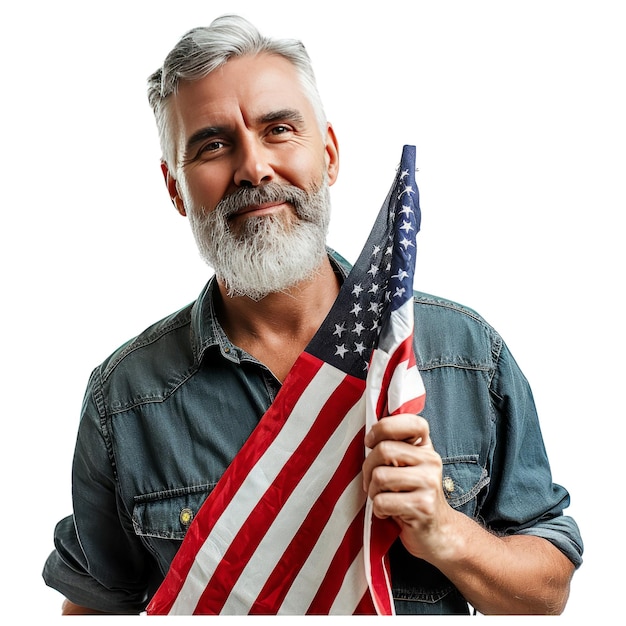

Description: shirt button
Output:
[179,507,194,526]
[442,476,455,495]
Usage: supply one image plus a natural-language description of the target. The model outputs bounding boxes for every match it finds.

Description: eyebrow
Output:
[258,108,306,126]
[184,126,226,160]
[183,109,306,159]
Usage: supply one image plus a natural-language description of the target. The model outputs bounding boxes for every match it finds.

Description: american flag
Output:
[146,145,425,615]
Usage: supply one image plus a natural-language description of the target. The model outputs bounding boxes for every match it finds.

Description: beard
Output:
[187,179,331,301]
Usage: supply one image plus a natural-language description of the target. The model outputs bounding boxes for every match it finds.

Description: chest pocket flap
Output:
[441,455,489,513]
[132,484,215,540]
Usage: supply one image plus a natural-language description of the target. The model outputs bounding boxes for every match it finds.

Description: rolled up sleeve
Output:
[483,342,584,568]
[42,368,154,613]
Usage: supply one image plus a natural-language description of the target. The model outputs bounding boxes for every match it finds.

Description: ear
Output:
[161,161,187,216]
[323,123,340,186]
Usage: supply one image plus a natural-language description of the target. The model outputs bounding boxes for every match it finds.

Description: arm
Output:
[42,369,151,614]
[363,414,575,615]
[61,599,110,615]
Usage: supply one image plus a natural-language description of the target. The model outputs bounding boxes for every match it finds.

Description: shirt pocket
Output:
[132,484,215,540]
[391,454,490,609]
[440,454,490,518]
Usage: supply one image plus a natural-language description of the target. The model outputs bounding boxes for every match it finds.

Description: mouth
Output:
[228,201,290,220]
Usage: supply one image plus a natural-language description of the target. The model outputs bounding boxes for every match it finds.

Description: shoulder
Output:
[412,291,503,371]
[90,299,199,413]
[102,303,195,375]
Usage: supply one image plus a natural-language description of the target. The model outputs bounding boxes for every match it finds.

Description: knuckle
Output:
[377,439,396,463]
[371,465,389,487]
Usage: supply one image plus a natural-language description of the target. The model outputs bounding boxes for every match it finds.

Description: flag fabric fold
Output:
[147,144,425,616]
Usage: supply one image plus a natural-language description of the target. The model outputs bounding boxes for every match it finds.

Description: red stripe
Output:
[147,352,326,615]
[306,507,367,614]
[193,369,366,614]
[249,427,366,614]
[354,589,377,614]
[367,333,422,615]
[368,517,397,614]
[374,334,419,418]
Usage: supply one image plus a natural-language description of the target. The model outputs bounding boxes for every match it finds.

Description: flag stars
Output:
[333,322,347,338]
[399,237,414,250]
[399,204,414,217]
[350,302,362,316]
[334,344,348,358]
[354,341,366,355]
[398,184,415,199]
[352,284,364,297]
[400,220,414,233]
[371,245,381,257]
[392,269,409,281]
[352,321,365,336]
[368,263,380,277]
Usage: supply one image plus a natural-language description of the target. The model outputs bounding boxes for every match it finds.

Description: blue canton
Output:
[308,145,421,379]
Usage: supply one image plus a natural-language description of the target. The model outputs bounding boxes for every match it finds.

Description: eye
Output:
[200,140,225,153]
[269,125,293,137]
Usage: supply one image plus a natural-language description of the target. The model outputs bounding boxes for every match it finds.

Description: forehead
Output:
[170,54,315,134]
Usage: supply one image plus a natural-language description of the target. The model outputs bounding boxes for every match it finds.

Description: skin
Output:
[363,414,574,614]
[163,53,341,382]
[61,53,574,615]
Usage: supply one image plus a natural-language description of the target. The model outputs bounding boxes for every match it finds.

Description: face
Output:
[164,52,339,222]
[162,54,340,299]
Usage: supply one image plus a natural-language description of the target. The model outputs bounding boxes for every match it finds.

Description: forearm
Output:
[61,599,111,615]
[427,510,575,615]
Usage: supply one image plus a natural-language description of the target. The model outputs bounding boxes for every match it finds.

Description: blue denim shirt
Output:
[43,252,583,615]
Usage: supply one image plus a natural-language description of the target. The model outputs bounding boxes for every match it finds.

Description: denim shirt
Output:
[43,252,583,615]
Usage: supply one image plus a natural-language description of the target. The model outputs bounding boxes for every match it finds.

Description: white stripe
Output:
[363,299,421,615]
[378,299,413,353]
[365,348,389,434]
[221,395,366,614]
[169,362,348,615]
[388,362,424,414]
[329,547,369,615]
[278,473,366,614]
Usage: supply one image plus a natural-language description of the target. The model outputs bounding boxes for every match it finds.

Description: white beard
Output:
[188,180,331,301]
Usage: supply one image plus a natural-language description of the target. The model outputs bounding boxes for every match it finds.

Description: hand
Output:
[362,413,459,562]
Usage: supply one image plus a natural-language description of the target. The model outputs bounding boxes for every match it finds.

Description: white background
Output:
[1,0,624,621]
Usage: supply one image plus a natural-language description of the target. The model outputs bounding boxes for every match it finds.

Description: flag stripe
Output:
[219,391,366,614]
[277,472,366,614]
[165,356,346,614]
[329,547,370,614]
[153,354,329,614]
[249,428,366,614]
[306,508,369,614]
[173,360,364,614]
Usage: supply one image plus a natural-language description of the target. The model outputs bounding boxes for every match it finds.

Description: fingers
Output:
[363,444,441,497]
[362,414,443,510]
[364,413,431,449]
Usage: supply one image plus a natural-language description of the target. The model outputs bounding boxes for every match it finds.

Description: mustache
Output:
[216,182,312,218]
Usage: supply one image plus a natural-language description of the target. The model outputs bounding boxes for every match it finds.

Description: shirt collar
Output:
[189,248,351,364]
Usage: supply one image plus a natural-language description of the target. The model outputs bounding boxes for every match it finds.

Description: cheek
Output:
[183,169,230,211]
[279,143,328,189]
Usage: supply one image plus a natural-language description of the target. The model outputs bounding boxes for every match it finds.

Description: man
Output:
[43,15,583,615]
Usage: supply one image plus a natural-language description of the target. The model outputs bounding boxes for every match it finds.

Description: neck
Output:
[214,257,340,381]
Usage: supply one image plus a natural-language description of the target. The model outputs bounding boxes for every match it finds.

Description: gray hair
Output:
[147,15,327,168]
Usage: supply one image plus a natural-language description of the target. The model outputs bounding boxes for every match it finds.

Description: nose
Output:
[234,136,274,188]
